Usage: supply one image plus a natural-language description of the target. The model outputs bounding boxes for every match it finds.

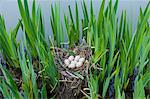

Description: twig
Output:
[80,89,90,98]
[66,71,79,79]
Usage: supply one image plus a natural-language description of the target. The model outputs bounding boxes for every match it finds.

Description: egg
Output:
[76,62,83,68]
[79,57,85,63]
[68,63,76,69]
[68,55,74,61]
[74,55,80,61]
[64,59,70,66]
[71,60,77,65]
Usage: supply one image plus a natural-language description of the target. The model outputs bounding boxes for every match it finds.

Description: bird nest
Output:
[53,44,92,99]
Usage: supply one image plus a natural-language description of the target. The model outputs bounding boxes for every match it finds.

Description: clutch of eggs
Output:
[64,55,85,69]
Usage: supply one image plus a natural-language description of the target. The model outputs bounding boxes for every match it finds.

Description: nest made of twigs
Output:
[53,44,92,99]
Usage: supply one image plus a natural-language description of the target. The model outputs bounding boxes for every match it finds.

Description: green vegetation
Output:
[18,0,46,57]
[0,0,150,99]
[0,15,21,67]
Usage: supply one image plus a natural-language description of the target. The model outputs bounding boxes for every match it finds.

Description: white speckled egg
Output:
[64,59,70,66]
[79,57,85,63]
[71,61,77,65]
[76,62,83,68]
[74,55,80,61]
[68,55,74,61]
[68,63,76,69]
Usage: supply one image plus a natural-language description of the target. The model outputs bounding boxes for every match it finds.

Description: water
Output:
[0,0,148,39]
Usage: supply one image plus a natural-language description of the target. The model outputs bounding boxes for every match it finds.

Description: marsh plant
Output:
[0,0,150,99]
[0,16,21,67]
